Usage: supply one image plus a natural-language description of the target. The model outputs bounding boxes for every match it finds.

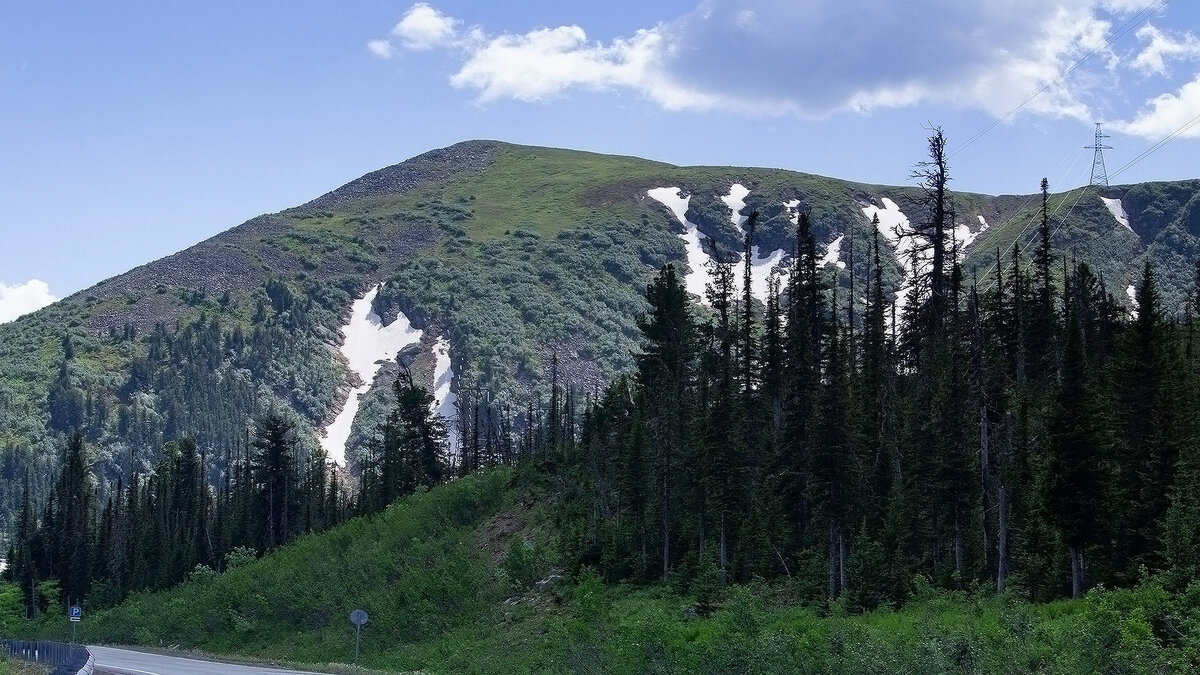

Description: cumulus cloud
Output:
[391,3,460,51]
[448,26,718,110]
[1117,73,1200,140]
[372,0,1197,131]
[1131,24,1200,76]
[367,39,395,59]
[0,280,56,323]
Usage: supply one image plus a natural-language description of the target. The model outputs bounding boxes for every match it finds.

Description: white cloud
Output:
[367,39,395,59]
[1117,72,1200,140]
[0,279,56,323]
[449,26,718,110]
[391,3,460,51]
[374,0,1190,127]
[734,9,758,29]
[1131,24,1200,76]
[647,0,1122,119]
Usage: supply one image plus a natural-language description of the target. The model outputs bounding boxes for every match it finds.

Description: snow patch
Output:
[784,199,802,224]
[1102,197,1133,233]
[1127,284,1139,319]
[721,183,751,229]
[961,215,992,251]
[822,235,846,270]
[647,186,689,225]
[648,187,717,301]
[432,337,459,458]
[748,247,788,301]
[953,220,983,252]
[649,185,788,304]
[321,286,423,466]
[862,198,924,319]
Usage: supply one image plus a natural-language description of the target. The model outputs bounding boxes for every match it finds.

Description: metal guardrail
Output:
[4,639,94,675]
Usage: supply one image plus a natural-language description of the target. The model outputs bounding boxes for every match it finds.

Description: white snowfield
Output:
[1102,197,1133,233]
[863,198,923,318]
[862,197,986,319]
[652,187,984,322]
[721,183,751,229]
[320,287,459,466]
[822,235,846,270]
[433,337,460,457]
[954,219,986,251]
[647,187,717,301]
[720,183,791,302]
[647,184,791,305]
[321,286,422,466]
[1127,284,1140,319]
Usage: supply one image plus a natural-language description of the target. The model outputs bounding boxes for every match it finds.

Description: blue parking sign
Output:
[69,606,81,622]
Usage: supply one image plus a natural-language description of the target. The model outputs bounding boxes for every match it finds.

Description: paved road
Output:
[89,646,330,675]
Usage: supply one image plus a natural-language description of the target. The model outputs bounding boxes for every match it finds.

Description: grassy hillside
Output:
[0,141,1198,535]
[32,468,1195,674]
[80,469,515,665]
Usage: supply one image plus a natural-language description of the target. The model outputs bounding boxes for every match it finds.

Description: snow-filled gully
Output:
[646,187,717,301]
[647,184,794,305]
[433,337,459,456]
[320,286,457,466]
[1102,197,1133,233]
[649,187,987,329]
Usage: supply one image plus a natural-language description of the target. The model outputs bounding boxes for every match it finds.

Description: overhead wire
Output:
[968,144,1087,288]
[946,0,1171,290]
[1110,111,1200,180]
[970,39,1199,293]
[949,0,1171,159]
[880,1,1172,296]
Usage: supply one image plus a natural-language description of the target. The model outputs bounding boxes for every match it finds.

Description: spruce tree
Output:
[636,265,696,579]
[1044,305,1105,598]
[251,411,300,550]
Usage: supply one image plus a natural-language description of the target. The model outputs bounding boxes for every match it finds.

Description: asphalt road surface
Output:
[89,646,330,675]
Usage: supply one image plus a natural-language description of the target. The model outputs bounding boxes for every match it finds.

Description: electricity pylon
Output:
[1085,122,1113,188]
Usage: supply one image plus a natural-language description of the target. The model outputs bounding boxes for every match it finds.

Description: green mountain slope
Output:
[0,140,1197,523]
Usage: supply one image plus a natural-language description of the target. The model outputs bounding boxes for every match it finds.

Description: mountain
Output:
[1,139,1198,522]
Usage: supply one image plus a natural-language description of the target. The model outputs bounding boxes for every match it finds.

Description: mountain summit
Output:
[0,140,1196,505]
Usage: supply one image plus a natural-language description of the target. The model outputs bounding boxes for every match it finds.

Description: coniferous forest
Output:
[546,137,1200,611]
[6,130,1200,636]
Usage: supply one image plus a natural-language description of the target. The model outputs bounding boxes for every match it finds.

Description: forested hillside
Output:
[3,136,1200,629]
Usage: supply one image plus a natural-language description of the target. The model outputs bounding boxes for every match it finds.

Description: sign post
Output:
[349,609,368,667]
[68,605,81,646]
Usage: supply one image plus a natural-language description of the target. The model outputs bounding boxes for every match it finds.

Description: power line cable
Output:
[1110,111,1200,180]
[949,0,1170,159]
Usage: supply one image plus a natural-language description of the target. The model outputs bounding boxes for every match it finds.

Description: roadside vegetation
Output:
[0,467,1194,673]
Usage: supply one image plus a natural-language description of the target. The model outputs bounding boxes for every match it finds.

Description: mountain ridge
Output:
[1,139,1197,523]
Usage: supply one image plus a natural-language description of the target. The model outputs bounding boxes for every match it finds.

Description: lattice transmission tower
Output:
[1085,122,1113,188]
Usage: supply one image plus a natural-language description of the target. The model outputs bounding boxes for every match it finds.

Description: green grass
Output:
[79,469,517,670]
[0,653,52,675]
[18,467,1190,674]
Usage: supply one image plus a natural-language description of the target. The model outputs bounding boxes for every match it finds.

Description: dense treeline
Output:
[7,130,1200,621]
[5,417,334,615]
[2,367,457,616]
[37,277,349,492]
[540,131,1200,608]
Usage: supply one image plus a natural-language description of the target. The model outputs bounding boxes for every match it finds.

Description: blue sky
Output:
[2,1,1199,320]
